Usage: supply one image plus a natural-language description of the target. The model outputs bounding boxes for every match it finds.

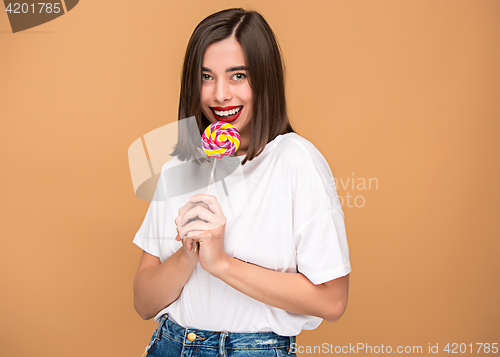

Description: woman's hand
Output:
[175,194,229,275]
[175,228,200,265]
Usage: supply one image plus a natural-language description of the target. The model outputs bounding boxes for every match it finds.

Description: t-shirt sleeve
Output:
[296,210,351,284]
[132,162,180,261]
[289,138,352,285]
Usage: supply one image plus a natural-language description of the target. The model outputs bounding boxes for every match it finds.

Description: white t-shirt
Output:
[133,133,351,336]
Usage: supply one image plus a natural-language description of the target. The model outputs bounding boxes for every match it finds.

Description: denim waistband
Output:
[155,314,296,355]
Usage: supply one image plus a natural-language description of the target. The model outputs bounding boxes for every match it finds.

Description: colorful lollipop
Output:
[201,121,240,159]
[192,122,240,252]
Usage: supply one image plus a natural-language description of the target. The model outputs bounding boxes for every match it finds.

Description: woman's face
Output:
[201,37,253,155]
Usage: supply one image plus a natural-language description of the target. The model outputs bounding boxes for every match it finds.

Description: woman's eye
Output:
[202,74,212,81]
[232,73,246,80]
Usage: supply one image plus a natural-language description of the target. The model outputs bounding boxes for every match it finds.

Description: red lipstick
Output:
[210,106,243,123]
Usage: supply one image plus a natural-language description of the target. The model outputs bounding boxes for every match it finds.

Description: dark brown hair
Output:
[172,8,294,165]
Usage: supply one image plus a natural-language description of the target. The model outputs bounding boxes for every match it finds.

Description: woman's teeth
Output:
[214,107,241,117]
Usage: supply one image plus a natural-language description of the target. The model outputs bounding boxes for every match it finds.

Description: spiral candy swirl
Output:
[202,121,240,159]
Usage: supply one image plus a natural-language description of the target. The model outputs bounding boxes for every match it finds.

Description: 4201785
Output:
[5,3,62,14]
[442,343,498,354]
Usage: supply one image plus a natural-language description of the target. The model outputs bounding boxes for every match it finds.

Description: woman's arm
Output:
[210,257,349,323]
[133,247,198,320]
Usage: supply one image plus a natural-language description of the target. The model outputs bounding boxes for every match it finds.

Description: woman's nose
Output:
[213,80,232,103]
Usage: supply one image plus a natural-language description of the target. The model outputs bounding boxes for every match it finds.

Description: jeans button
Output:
[187,332,197,341]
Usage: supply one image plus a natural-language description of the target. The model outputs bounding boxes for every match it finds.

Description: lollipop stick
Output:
[206,158,218,195]
[221,178,235,218]
[193,158,218,252]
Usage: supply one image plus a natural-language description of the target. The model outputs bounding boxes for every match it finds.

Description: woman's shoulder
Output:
[271,133,328,166]
[273,133,340,211]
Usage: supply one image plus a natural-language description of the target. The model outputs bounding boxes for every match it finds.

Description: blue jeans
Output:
[144,314,297,357]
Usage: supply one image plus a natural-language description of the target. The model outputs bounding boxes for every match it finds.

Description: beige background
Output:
[1,0,499,356]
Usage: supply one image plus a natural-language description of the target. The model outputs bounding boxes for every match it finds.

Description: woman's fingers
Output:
[175,195,226,246]
[178,220,211,239]
[184,237,193,252]
[183,232,205,252]
[189,194,223,216]
[179,205,215,227]
[178,201,209,218]
[179,234,201,251]
[186,231,206,239]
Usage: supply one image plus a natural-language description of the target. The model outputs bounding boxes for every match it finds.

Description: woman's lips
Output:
[210,106,243,123]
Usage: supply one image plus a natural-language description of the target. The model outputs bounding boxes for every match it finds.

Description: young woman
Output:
[133,8,351,357]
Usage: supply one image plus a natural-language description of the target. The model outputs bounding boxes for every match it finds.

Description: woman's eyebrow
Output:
[202,66,248,72]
